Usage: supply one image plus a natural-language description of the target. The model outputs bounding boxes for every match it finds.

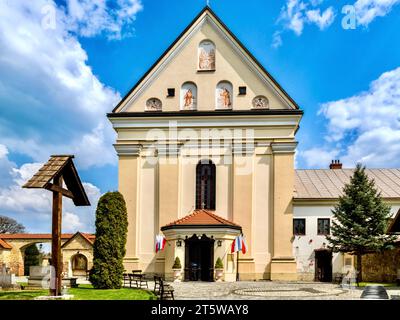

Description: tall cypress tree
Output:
[326,164,396,283]
[90,192,128,289]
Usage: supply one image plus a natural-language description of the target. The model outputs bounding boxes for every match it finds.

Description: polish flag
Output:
[155,235,166,253]
[231,235,246,254]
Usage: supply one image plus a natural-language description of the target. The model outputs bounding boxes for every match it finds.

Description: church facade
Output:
[108,7,303,281]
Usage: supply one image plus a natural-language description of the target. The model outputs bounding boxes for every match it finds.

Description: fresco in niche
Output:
[145,98,162,111]
[216,81,233,109]
[252,96,269,109]
[198,40,216,70]
[180,82,197,110]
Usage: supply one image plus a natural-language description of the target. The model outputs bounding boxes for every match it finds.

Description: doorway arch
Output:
[184,234,215,281]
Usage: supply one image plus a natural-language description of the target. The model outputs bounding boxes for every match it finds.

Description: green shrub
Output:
[89,192,128,289]
[215,257,224,269]
[23,244,40,276]
[172,257,181,269]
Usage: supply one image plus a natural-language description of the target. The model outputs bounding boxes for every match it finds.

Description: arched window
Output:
[196,160,216,210]
[198,40,216,71]
[216,81,233,110]
[180,82,197,110]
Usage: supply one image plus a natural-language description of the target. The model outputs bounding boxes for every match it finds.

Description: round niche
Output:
[145,98,162,111]
[252,96,269,109]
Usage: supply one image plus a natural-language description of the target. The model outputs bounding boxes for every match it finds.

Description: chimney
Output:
[329,160,343,169]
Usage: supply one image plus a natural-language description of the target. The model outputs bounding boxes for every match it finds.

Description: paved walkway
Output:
[167,281,400,300]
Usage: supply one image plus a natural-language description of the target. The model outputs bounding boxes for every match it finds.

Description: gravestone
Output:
[27,266,51,289]
[0,264,13,289]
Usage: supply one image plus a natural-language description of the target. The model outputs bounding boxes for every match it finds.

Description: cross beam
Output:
[46,183,74,199]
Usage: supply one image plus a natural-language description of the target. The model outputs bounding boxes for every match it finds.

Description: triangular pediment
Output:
[61,232,94,249]
[113,7,299,113]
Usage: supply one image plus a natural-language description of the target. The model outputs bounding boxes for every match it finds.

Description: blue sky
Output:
[0,0,400,233]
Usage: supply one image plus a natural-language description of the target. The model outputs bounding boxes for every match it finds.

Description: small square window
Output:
[293,218,306,236]
[238,86,247,95]
[317,218,330,235]
[167,88,175,97]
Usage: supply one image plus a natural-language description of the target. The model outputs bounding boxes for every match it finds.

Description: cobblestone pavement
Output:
[165,281,400,300]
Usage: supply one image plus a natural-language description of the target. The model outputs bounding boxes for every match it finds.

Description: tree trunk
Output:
[356,254,362,285]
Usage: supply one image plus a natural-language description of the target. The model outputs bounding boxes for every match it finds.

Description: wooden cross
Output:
[23,155,90,296]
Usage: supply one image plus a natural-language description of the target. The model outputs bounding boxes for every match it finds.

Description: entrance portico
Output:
[161,209,242,282]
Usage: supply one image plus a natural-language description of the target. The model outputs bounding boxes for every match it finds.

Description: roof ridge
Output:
[203,209,238,226]
[163,209,239,227]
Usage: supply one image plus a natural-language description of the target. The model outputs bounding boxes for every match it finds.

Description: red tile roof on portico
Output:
[0,239,12,249]
[161,209,241,231]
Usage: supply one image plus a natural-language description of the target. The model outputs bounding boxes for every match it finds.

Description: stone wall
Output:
[362,247,400,282]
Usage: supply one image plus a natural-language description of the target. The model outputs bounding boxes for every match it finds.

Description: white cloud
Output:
[0,0,145,169]
[0,145,8,158]
[354,0,400,26]
[63,212,84,232]
[299,148,340,168]
[306,7,335,30]
[0,151,101,233]
[64,0,143,39]
[277,0,335,36]
[301,67,400,168]
[272,31,283,48]
[0,145,17,188]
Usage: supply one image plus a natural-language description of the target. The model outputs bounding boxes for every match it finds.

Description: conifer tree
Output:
[90,192,128,289]
[326,164,396,283]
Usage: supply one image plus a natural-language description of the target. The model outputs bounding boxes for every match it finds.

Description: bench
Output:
[123,273,130,287]
[154,276,174,300]
[130,270,148,289]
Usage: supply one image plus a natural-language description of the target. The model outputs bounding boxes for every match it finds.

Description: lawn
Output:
[357,282,398,288]
[0,284,156,300]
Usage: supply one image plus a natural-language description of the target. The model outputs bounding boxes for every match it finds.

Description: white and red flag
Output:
[155,234,166,253]
[231,235,247,254]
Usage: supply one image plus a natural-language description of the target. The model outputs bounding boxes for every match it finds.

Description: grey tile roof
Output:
[294,169,400,199]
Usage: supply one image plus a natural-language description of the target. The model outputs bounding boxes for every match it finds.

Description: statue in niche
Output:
[220,87,231,108]
[183,89,193,109]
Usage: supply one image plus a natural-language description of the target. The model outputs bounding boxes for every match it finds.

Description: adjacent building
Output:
[293,162,400,281]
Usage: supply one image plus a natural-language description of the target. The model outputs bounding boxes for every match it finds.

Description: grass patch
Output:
[0,284,156,300]
[357,282,398,288]
[0,289,47,300]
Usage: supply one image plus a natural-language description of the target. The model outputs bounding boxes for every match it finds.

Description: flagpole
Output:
[236,250,239,281]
